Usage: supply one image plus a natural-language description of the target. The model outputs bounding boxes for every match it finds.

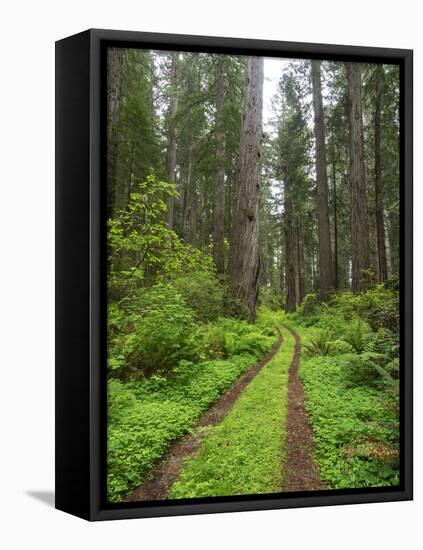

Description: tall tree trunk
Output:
[346,62,370,293]
[284,186,297,312]
[229,57,264,322]
[311,60,333,300]
[374,65,388,283]
[296,215,305,304]
[165,53,178,230]
[212,59,226,273]
[182,151,194,242]
[331,139,339,290]
[107,48,124,220]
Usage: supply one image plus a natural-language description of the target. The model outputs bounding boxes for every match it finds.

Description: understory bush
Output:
[108,283,199,377]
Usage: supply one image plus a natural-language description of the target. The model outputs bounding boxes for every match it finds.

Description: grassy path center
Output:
[168,326,294,499]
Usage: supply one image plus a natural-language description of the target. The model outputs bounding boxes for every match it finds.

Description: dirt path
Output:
[126,330,284,502]
[282,325,326,491]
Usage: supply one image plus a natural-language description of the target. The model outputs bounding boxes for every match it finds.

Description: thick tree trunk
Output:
[346,62,370,293]
[374,65,388,283]
[311,60,333,300]
[165,53,178,230]
[229,57,264,322]
[107,48,124,220]
[212,59,226,273]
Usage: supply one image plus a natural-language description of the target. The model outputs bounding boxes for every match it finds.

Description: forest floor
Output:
[126,323,324,501]
[282,325,326,492]
[126,329,284,502]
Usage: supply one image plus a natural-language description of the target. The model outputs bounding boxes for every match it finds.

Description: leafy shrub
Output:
[340,351,389,388]
[259,287,283,311]
[341,320,372,353]
[200,316,275,360]
[330,339,354,354]
[172,272,224,323]
[108,175,217,302]
[108,283,197,377]
[303,330,334,357]
[299,293,321,315]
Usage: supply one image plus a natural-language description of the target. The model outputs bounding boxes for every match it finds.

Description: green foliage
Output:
[303,330,334,357]
[300,351,399,489]
[290,284,400,490]
[172,272,224,323]
[108,283,198,377]
[169,327,294,499]
[341,320,372,353]
[108,175,217,302]
[259,287,283,311]
[107,350,268,502]
[200,317,274,360]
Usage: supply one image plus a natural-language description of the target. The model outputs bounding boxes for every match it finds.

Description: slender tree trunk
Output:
[107,48,124,220]
[384,210,392,278]
[346,62,370,293]
[212,59,226,273]
[311,60,333,300]
[182,152,194,242]
[331,140,339,290]
[229,57,264,321]
[165,53,178,230]
[374,65,388,283]
[284,172,297,312]
[296,216,305,304]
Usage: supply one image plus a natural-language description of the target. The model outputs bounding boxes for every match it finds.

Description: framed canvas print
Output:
[55,29,413,521]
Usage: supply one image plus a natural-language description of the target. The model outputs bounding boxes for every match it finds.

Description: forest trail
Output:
[282,325,326,492]
[125,330,284,502]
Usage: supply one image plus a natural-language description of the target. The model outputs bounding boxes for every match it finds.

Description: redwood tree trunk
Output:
[107,48,124,220]
[165,53,178,230]
[212,58,226,273]
[311,60,333,300]
[374,65,388,283]
[346,62,370,293]
[229,57,264,321]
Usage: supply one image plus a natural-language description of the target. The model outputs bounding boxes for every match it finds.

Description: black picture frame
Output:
[55,28,413,521]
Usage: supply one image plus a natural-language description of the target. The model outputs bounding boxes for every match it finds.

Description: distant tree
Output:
[346,63,370,293]
[165,53,179,230]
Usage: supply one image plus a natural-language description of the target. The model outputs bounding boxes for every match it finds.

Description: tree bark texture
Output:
[229,57,264,321]
[212,58,226,273]
[107,48,124,220]
[346,62,370,293]
[374,65,388,283]
[311,60,333,299]
[165,53,178,230]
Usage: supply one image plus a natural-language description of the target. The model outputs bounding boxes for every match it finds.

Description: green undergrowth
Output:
[107,308,280,502]
[288,285,400,489]
[168,324,293,499]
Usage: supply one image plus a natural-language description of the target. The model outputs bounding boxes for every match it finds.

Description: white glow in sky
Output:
[263,57,295,130]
